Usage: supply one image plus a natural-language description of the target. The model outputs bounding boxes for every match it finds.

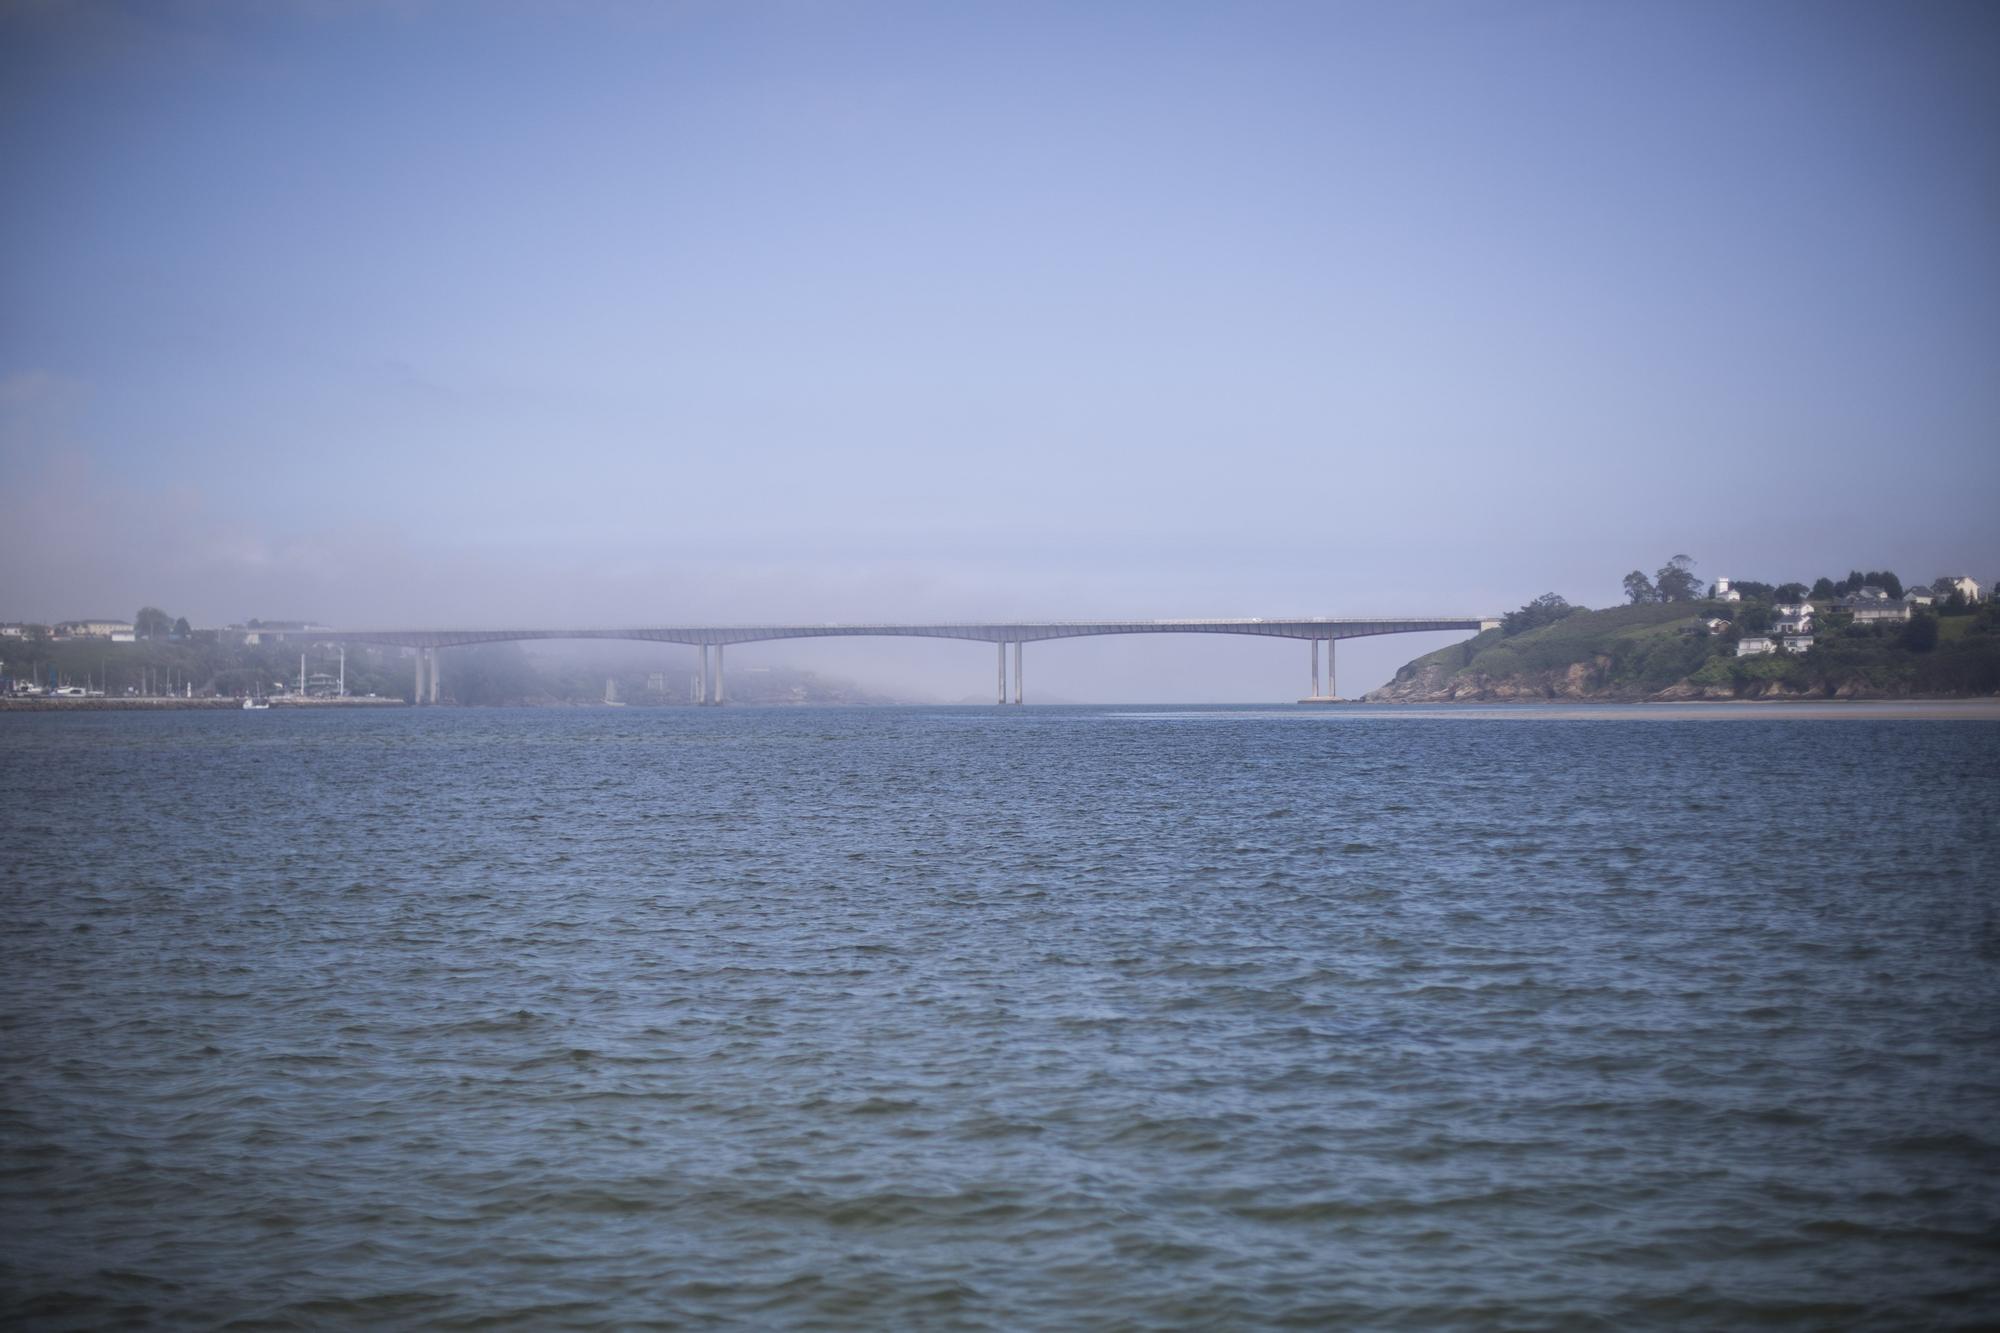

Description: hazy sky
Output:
[3,0,1996,698]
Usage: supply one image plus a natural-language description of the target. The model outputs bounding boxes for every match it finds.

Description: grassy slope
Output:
[1386,602,2000,698]
[1391,603,1711,694]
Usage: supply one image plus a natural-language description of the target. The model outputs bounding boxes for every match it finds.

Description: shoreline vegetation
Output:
[1370,559,2000,703]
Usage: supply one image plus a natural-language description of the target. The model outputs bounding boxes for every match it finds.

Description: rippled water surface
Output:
[3,706,1997,1328]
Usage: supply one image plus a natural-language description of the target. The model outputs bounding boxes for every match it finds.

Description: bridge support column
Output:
[714,644,724,705]
[429,648,440,704]
[1311,639,1320,698]
[997,642,1007,705]
[1012,641,1023,706]
[414,650,426,705]
[698,645,709,706]
[1326,638,1336,700]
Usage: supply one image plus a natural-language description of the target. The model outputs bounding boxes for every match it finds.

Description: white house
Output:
[1772,602,1814,634]
[1736,637,1777,657]
[1941,575,1982,603]
[1713,577,1743,603]
[1904,589,1935,607]
[1782,635,1815,653]
[1842,599,1911,624]
[1703,617,1732,634]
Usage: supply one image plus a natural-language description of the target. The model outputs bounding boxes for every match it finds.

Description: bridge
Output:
[305,617,1499,705]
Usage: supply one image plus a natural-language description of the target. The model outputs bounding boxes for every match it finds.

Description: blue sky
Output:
[2,0,1995,698]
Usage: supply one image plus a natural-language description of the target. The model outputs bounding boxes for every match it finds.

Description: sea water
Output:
[2,706,1996,1328]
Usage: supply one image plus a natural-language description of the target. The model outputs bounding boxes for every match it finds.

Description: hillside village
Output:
[1371,561,2000,702]
[1717,573,1986,659]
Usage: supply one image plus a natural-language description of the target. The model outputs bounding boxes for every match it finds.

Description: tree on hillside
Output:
[1902,612,1939,652]
[172,617,191,638]
[1655,554,1701,602]
[1774,583,1808,602]
[1502,593,1581,637]
[134,606,171,638]
[1869,571,1904,599]
[1623,570,1657,605]
[1810,577,1836,599]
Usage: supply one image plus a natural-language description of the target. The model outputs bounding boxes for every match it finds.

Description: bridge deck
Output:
[316,617,1494,650]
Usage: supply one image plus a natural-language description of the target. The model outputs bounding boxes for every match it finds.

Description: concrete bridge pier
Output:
[714,644,724,705]
[1012,641,1023,706]
[697,645,710,706]
[1301,637,1339,703]
[997,642,1007,705]
[429,648,440,704]
[414,649,426,704]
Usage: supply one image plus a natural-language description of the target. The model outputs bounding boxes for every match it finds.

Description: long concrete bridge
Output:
[305,617,1498,705]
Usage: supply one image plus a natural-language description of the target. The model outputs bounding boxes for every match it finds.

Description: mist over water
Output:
[3,707,1996,1328]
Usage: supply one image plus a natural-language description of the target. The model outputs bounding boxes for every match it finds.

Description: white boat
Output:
[242,697,270,710]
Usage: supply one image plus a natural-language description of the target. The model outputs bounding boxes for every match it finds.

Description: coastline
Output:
[0,697,407,711]
[1342,698,2000,721]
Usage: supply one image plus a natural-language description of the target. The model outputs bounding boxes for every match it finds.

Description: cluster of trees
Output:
[1622,554,1703,605]
[1807,571,1904,600]
[133,606,193,639]
[1501,593,1583,637]
[1614,561,1978,616]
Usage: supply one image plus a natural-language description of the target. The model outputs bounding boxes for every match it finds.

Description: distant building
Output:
[1736,637,1777,657]
[1851,585,1889,601]
[1904,589,1935,607]
[1703,617,1732,634]
[57,620,135,639]
[1840,599,1910,624]
[1940,575,1982,603]
[228,620,330,646]
[1782,635,1815,653]
[0,624,23,638]
[1713,577,1743,603]
[1772,602,1814,634]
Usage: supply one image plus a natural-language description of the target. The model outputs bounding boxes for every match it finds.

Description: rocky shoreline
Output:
[1364,660,1975,704]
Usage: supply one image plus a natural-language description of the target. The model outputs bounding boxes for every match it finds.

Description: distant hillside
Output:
[1368,601,2000,702]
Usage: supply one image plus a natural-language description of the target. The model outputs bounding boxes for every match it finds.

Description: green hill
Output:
[1369,600,2000,701]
